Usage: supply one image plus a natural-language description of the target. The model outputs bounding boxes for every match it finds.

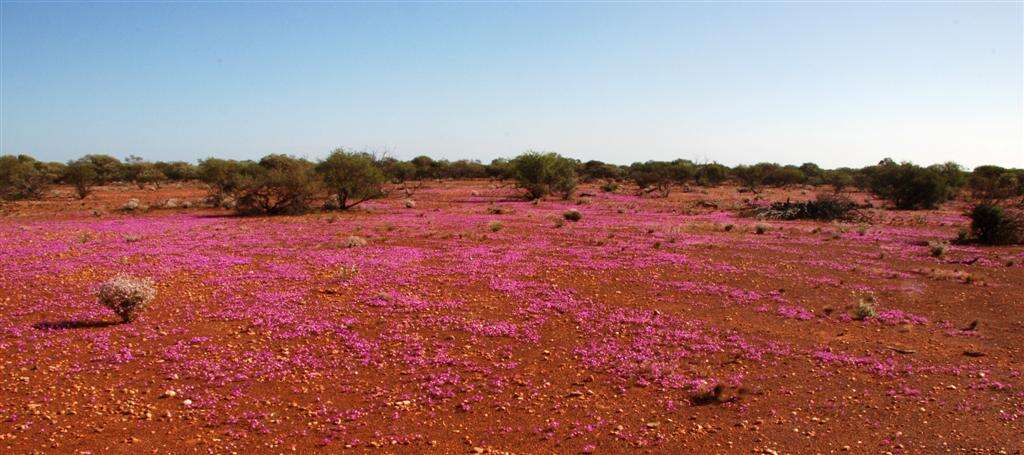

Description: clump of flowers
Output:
[98,275,157,323]
[563,209,582,222]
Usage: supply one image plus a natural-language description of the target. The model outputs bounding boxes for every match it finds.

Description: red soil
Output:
[1,182,1021,454]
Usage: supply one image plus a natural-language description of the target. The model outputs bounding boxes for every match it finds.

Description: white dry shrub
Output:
[98,275,157,322]
[344,235,368,248]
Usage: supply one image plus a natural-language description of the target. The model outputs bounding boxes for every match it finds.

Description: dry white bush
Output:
[343,235,368,248]
[98,275,156,322]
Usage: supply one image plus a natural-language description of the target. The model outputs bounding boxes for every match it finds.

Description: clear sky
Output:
[1,2,1021,168]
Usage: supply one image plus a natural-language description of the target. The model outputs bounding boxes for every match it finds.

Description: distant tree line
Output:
[2,151,1023,216]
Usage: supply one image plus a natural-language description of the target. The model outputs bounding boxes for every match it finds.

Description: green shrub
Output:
[563,209,582,222]
[316,149,386,210]
[510,151,577,199]
[969,204,1023,245]
[236,155,319,215]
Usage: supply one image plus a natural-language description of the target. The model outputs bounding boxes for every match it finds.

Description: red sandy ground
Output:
[1,181,1022,454]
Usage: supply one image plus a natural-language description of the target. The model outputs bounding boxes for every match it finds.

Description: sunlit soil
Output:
[1,182,1022,453]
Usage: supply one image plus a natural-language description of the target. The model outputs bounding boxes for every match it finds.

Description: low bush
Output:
[749,193,862,221]
[488,220,503,232]
[968,204,1023,245]
[563,209,582,222]
[853,297,876,320]
[343,235,368,248]
[98,275,156,323]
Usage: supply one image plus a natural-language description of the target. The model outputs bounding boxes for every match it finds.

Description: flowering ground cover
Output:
[1,182,1022,453]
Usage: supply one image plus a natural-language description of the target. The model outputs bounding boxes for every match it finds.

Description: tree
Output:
[410,155,441,180]
[732,164,771,191]
[155,161,198,181]
[486,158,515,180]
[124,156,167,188]
[867,160,953,210]
[0,155,51,200]
[80,154,124,184]
[510,151,577,199]
[969,165,1023,203]
[236,155,319,215]
[197,158,257,204]
[763,165,806,187]
[629,161,677,197]
[316,149,386,210]
[579,160,622,183]
[695,163,729,186]
[64,158,100,199]
[821,169,855,193]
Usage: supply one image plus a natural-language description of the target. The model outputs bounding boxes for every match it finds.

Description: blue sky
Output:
[1,2,1021,168]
